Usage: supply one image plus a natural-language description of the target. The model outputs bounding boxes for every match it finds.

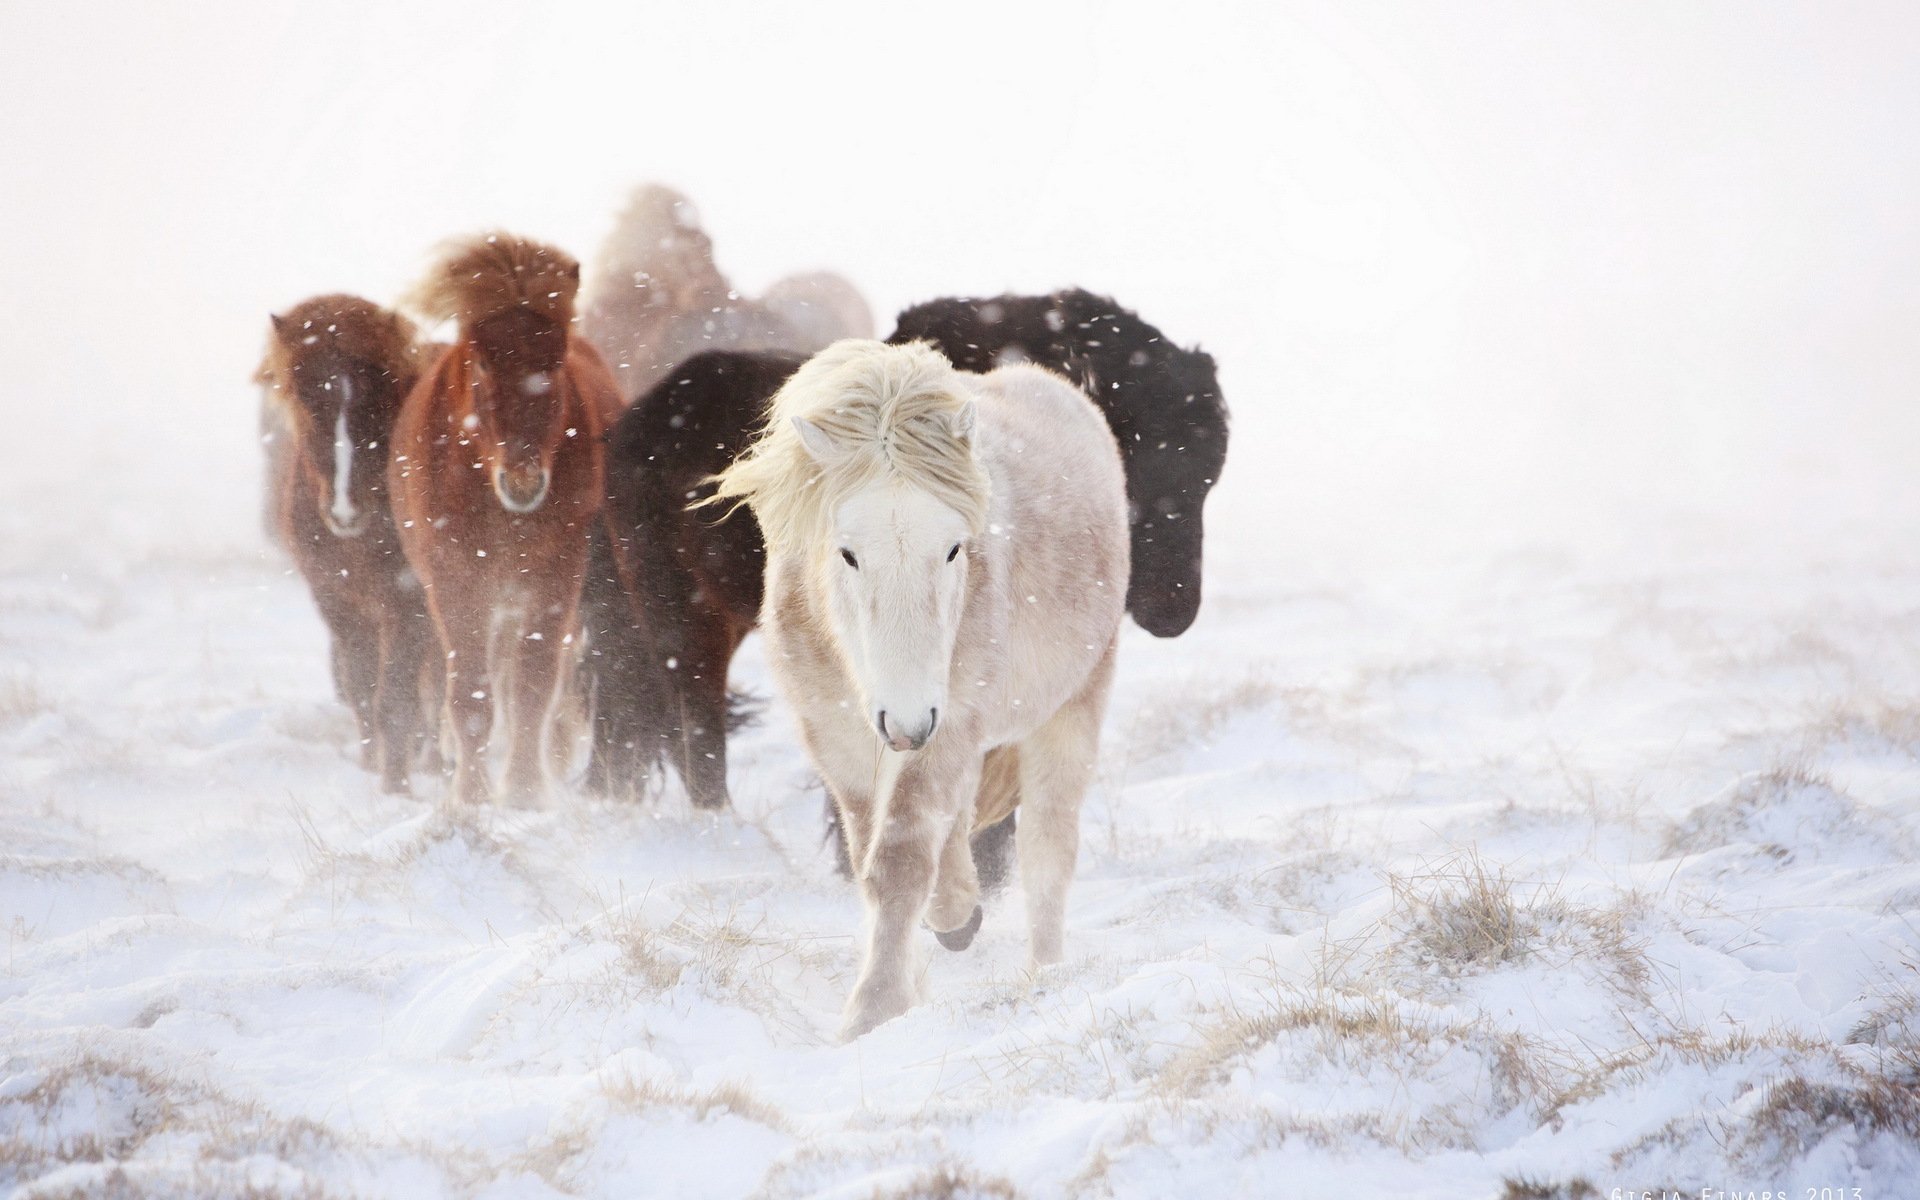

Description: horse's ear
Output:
[791,416,845,465]
[948,401,977,441]
[269,313,290,341]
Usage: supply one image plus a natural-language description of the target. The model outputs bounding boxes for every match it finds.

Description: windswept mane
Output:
[407,232,580,328]
[255,293,421,397]
[709,340,990,555]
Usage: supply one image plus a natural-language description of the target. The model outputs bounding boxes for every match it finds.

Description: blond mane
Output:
[708,340,990,555]
[406,232,580,328]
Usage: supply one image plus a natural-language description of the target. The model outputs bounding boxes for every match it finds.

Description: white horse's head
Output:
[795,413,975,750]
[711,340,989,753]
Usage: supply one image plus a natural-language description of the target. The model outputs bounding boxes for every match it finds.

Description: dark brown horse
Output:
[582,350,800,808]
[257,294,439,793]
[391,234,622,806]
[581,290,1228,854]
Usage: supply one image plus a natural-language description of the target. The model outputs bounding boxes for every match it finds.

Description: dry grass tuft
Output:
[600,1074,792,1133]
[0,1056,187,1173]
[1162,990,1428,1096]
[1500,1178,1600,1200]
[1389,851,1546,970]
[0,673,53,722]
[1744,1071,1920,1156]
[863,1164,1023,1200]
[1662,764,1867,861]
[17,1165,343,1200]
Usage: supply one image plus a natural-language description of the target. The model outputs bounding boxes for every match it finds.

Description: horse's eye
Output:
[946,543,961,562]
[840,549,858,569]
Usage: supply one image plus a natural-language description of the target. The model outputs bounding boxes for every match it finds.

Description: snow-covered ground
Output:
[6,4,1920,1197]
[8,487,1920,1197]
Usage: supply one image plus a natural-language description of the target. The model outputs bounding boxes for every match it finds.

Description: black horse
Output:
[581,350,798,809]
[583,292,1229,882]
[889,288,1227,638]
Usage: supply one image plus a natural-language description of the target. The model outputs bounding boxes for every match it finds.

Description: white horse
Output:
[711,339,1129,1038]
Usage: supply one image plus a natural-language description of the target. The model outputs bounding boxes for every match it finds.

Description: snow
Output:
[6,3,1920,1197]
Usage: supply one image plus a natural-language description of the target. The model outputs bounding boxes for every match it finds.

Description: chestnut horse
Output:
[256,294,438,793]
[391,234,622,806]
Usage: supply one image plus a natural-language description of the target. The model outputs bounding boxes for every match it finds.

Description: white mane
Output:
[709,340,991,555]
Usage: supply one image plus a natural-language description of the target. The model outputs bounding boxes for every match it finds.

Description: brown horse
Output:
[579,184,872,402]
[256,294,439,793]
[390,234,622,806]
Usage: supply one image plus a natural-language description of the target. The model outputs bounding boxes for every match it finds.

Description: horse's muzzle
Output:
[876,707,938,753]
[323,502,370,539]
[493,466,551,514]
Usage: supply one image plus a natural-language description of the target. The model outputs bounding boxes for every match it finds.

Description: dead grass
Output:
[0,1054,390,1199]
[601,1074,793,1133]
[1661,764,1883,862]
[1161,990,1434,1096]
[1123,668,1281,763]
[1499,1179,1600,1200]
[512,1073,794,1193]
[0,673,53,723]
[1743,1071,1920,1157]
[1543,1026,1830,1122]
[16,1166,342,1200]
[1389,851,1547,971]
[845,1165,1021,1200]
[1158,981,1568,1150]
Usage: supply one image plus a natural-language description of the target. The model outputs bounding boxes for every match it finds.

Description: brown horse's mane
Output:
[407,233,581,329]
[255,293,422,397]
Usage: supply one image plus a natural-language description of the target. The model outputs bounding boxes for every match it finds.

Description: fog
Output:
[4,1,1916,573]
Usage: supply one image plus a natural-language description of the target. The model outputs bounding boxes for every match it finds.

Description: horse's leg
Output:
[843,747,976,1039]
[429,585,495,806]
[545,622,586,786]
[318,595,378,769]
[1015,644,1117,967]
[669,606,739,810]
[415,647,447,775]
[500,603,570,808]
[968,746,1024,893]
[372,601,433,796]
[928,783,984,951]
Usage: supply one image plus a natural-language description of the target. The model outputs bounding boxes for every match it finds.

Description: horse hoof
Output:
[933,904,983,952]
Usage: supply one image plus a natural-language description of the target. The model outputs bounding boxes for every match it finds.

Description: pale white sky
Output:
[4,2,1916,566]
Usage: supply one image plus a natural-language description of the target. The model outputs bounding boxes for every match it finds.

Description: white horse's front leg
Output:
[928,756,985,949]
[842,749,970,1039]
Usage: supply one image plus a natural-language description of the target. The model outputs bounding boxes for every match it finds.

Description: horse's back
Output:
[974,362,1126,502]
[973,361,1129,643]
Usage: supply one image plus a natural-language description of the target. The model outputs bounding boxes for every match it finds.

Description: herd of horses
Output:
[257,186,1229,1035]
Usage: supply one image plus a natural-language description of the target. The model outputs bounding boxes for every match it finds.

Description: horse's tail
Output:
[407,232,580,329]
